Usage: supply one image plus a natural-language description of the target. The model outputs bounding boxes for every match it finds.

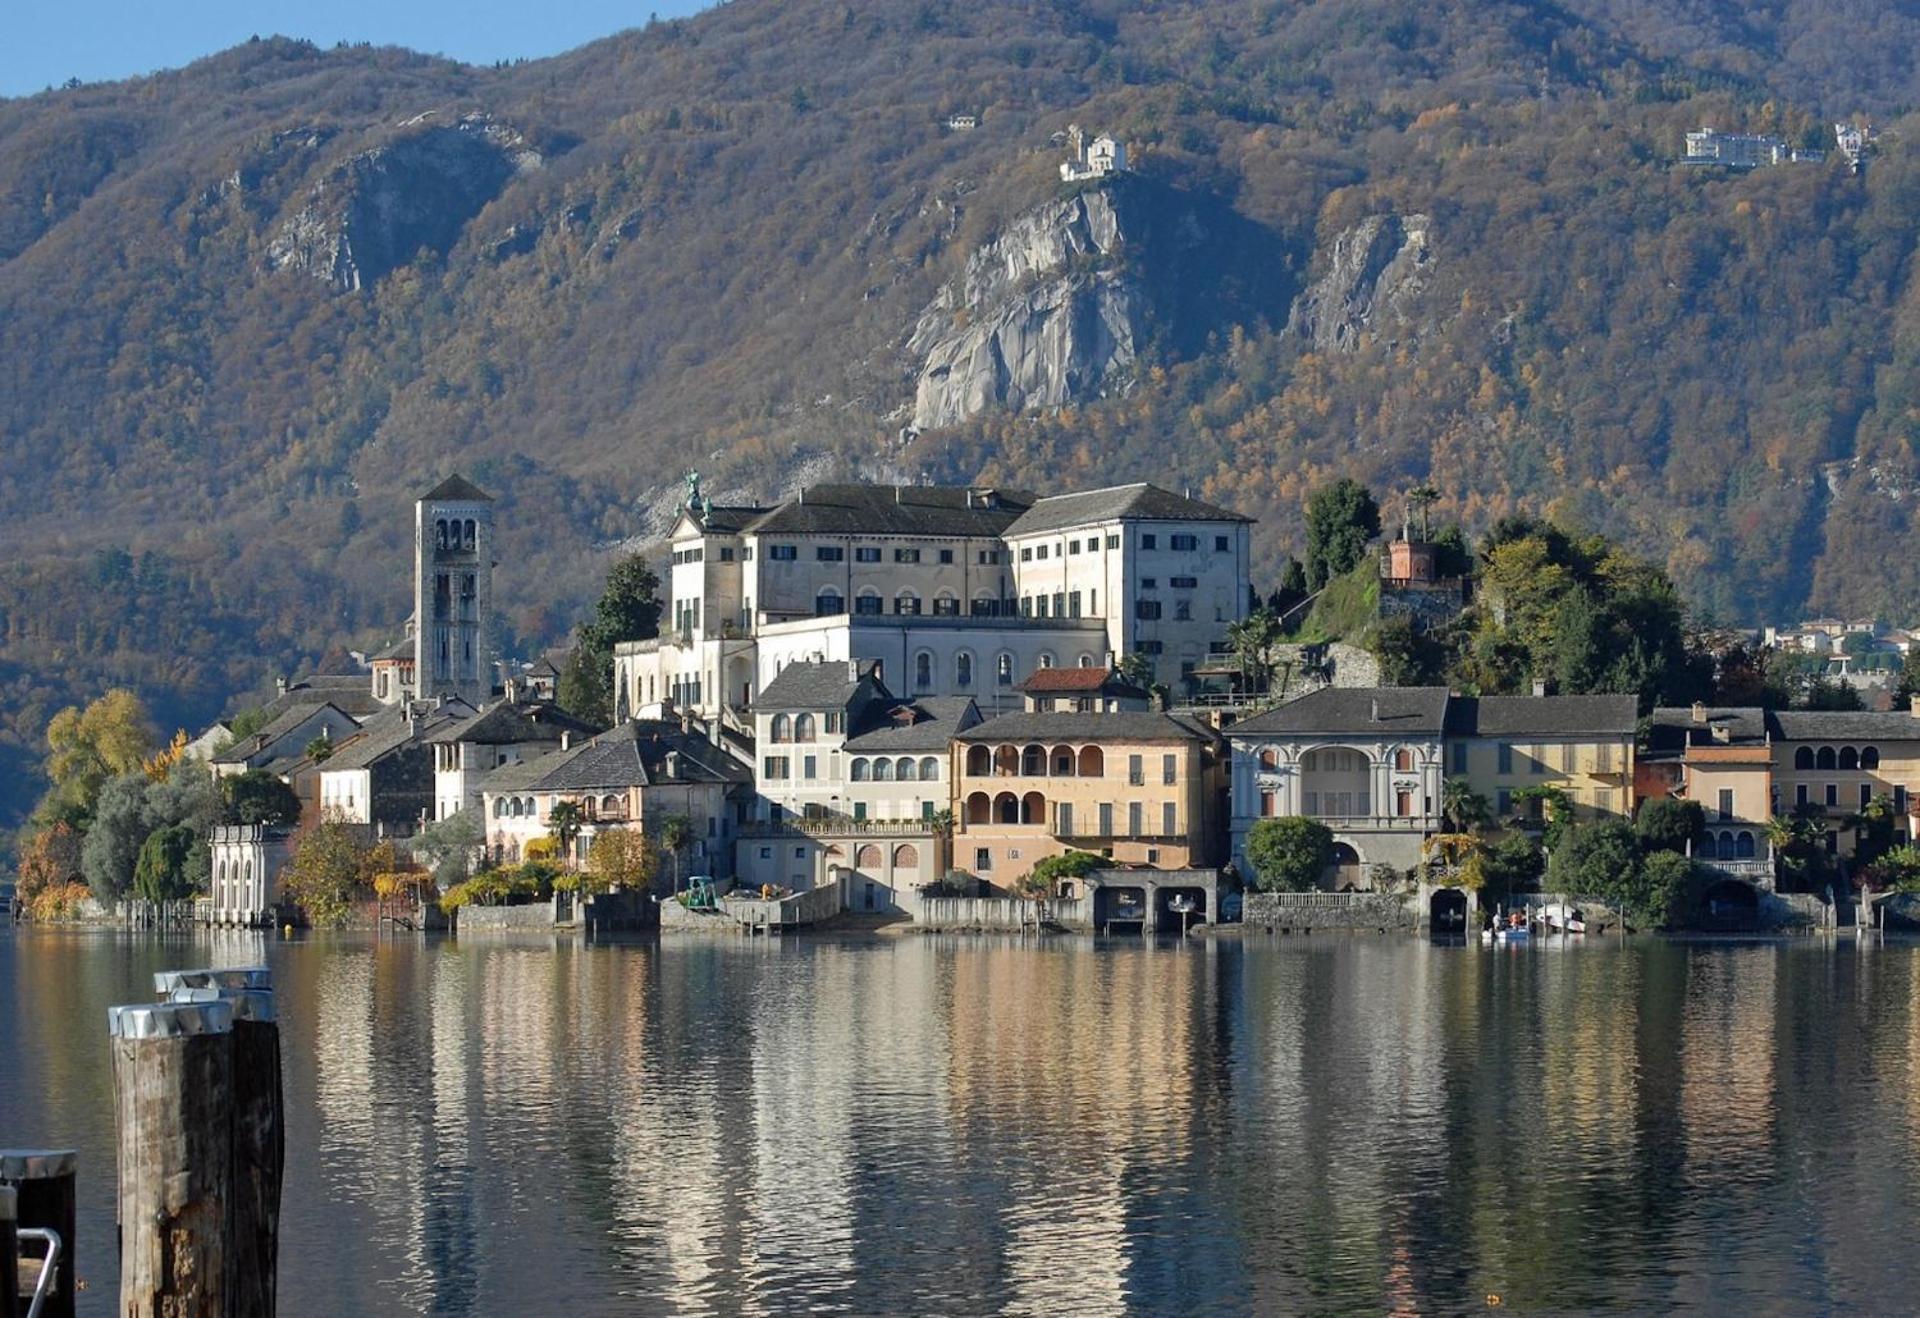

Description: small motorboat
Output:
[1541,903,1587,934]
[1480,910,1532,942]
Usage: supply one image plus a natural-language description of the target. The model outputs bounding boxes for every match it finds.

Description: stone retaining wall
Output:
[457,899,559,933]
[1243,891,1415,931]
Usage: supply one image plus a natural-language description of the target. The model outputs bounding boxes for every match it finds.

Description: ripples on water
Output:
[5,931,1920,1314]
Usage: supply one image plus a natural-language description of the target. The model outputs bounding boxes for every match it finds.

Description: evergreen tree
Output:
[1303,480,1381,590]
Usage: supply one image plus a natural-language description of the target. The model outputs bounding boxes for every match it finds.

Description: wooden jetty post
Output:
[108,1000,234,1317]
[165,985,283,1316]
[0,1149,78,1318]
[1,1184,16,1318]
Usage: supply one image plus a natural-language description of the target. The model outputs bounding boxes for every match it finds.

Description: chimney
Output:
[1531,678,1548,698]
[894,487,902,503]
[666,750,682,780]
[848,658,861,682]
[681,710,693,735]
[1370,697,1379,722]
[561,731,574,751]
[275,676,289,696]
[1910,695,1920,719]
[1692,701,1709,724]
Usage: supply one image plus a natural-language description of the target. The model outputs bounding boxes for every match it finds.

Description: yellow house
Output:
[951,710,1226,890]
[1444,695,1639,822]
[1769,706,1920,857]
[1642,706,1774,874]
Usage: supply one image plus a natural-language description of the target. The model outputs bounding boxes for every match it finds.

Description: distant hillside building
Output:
[1684,128,1821,169]
[945,112,978,131]
[1835,121,1878,174]
[1060,124,1127,181]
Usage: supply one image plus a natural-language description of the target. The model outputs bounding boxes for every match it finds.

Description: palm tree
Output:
[1440,778,1490,833]
[547,800,584,863]
[658,813,695,894]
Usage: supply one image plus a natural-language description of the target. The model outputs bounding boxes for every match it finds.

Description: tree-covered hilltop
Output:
[6,0,1920,822]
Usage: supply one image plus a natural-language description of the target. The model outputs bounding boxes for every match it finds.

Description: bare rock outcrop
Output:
[269,113,541,291]
[1288,213,1432,351]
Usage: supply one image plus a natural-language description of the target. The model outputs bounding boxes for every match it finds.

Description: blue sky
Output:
[1,1,713,98]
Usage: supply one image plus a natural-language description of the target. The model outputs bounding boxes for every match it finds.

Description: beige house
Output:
[1445,694,1638,823]
[951,710,1226,891]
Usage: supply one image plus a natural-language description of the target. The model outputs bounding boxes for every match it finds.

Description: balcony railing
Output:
[739,816,939,838]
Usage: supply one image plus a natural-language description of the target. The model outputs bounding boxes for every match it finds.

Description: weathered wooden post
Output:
[167,984,282,1316]
[109,1000,234,1317]
[0,1149,78,1318]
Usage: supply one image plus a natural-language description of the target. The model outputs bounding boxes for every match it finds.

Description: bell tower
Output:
[414,474,495,706]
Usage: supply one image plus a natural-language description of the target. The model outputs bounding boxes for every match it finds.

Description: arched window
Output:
[602,794,621,815]
[1839,746,1859,771]
[856,844,883,869]
[934,591,959,617]
[1716,831,1736,861]
[915,652,933,690]
[851,758,871,782]
[896,757,917,782]
[1863,746,1881,769]
[816,589,845,616]
[956,652,974,688]
[895,591,921,616]
[893,844,920,868]
[1051,746,1075,775]
[966,745,991,776]
[1817,746,1836,771]
[1078,746,1104,776]
[1022,744,1045,776]
[995,792,1020,823]
[494,798,506,818]
[997,653,1015,686]
[855,588,882,617]
[435,519,448,549]
[1795,747,1815,770]
[874,758,895,782]
[507,798,521,818]
[1258,747,1279,770]
[1393,748,1413,772]
[463,519,476,550]
[919,756,939,781]
[1020,791,1046,824]
[1037,652,1055,669]
[966,792,992,823]
[772,714,792,743]
[794,713,817,742]
[1736,831,1756,859]
[1078,653,1095,668]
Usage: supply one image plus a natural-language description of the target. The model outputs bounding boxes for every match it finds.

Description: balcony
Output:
[739,816,938,838]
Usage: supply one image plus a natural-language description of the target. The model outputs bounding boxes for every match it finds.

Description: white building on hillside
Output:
[1060,125,1127,181]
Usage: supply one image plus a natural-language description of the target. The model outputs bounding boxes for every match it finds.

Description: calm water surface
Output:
[4,929,1919,1314]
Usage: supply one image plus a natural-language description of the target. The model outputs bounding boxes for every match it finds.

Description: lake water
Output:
[5,928,1920,1314]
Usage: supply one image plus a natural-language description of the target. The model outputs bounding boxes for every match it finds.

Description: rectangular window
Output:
[816,546,844,561]
[1035,596,1049,618]
[1497,788,1512,815]
[719,547,735,562]
[1861,783,1873,810]
[1136,600,1163,620]
[1560,743,1575,772]
[1138,640,1163,655]
[1826,784,1839,808]
[795,847,807,859]
[768,544,797,561]
[1718,789,1734,820]
[762,756,789,778]
[1163,802,1177,835]
[1057,802,1074,836]
[1303,791,1320,816]
[1175,600,1192,621]
[975,847,992,872]
[1020,546,1033,562]
[977,549,1000,565]
[1053,592,1066,616]
[1163,754,1177,785]
[1068,590,1082,618]
[1099,802,1114,836]
[1215,535,1230,552]
[1171,533,1198,551]
[1106,534,1120,549]
[1595,743,1613,773]
[855,547,881,563]
[894,596,921,615]
[1530,747,1545,775]
[1498,743,1513,774]
[1451,742,1468,773]
[1141,534,1158,550]
[1128,802,1143,836]
[1141,578,1158,590]
[825,712,842,734]
[1037,545,1050,560]
[1170,575,1198,588]
[803,756,817,780]
[759,846,772,860]
[1260,790,1276,817]
[1898,785,1910,813]
[1396,790,1414,818]
[939,549,955,564]
[894,548,921,564]
[933,596,960,616]
[1128,754,1145,786]
[1797,784,1809,807]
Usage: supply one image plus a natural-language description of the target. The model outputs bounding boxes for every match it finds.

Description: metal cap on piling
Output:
[152,966,272,996]
[0,1151,78,1181]
[167,986,276,1023]
[108,1000,235,1038]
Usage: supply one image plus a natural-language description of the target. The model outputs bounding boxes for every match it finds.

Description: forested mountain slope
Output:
[3,0,1920,819]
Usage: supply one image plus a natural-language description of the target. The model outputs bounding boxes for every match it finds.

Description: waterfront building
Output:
[614,479,1255,725]
[736,658,980,910]
[1641,705,1775,880]
[479,718,752,875]
[207,824,292,926]
[1768,703,1920,857]
[1444,694,1638,823]
[317,701,475,835]
[424,698,599,822]
[1229,687,1450,883]
[951,709,1226,890]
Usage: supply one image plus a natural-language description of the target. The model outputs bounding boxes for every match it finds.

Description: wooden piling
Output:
[168,986,283,1316]
[108,1001,234,1318]
[0,1184,17,1318]
[0,1149,77,1318]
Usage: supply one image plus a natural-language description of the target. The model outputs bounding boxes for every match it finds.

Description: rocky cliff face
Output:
[269,114,541,291]
[1288,213,1433,351]
[906,189,1148,430]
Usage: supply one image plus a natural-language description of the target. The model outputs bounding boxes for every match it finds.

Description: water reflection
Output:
[9,932,1920,1313]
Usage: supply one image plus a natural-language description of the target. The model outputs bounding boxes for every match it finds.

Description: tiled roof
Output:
[756,659,884,711]
[1230,687,1451,737]
[502,720,752,793]
[212,700,360,763]
[424,699,598,746]
[256,676,384,721]
[1001,484,1250,537]
[681,504,768,536]
[743,484,1036,539]
[1014,665,1146,696]
[844,697,982,752]
[421,473,493,503]
[1447,694,1639,738]
[954,710,1219,744]
[1645,706,1769,757]
[371,635,413,662]
[1769,709,1920,741]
